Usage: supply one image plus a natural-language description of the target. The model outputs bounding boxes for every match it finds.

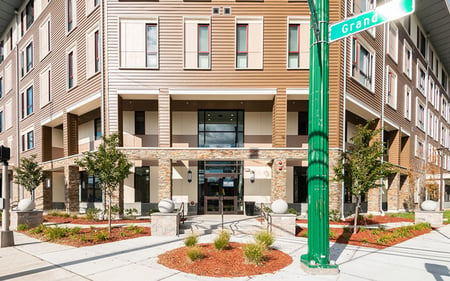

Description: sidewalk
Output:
[0,224,449,281]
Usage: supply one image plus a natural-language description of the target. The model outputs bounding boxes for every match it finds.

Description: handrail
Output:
[260,202,272,232]
[178,202,185,224]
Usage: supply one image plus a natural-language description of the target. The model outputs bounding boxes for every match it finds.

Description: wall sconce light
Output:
[250,170,255,183]
[187,169,193,183]
[45,177,51,188]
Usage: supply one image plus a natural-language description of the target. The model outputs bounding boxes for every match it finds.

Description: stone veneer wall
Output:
[387,173,400,211]
[271,159,287,201]
[65,165,79,212]
[158,158,172,200]
[329,149,342,212]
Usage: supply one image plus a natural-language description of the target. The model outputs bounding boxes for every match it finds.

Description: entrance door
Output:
[200,161,243,214]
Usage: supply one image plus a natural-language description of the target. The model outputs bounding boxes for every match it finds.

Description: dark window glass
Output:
[298,111,308,135]
[27,131,34,149]
[135,111,145,135]
[94,118,101,140]
[80,171,102,202]
[67,0,73,31]
[198,110,244,148]
[135,167,150,203]
[0,77,3,98]
[0,111,3,133]
[26,86,33,115]
[68,52,73,88]
[95,31,100,72]
[294,167,307,203]
[26,42,33,72]
[26,1,34,29]
[0,40,3,63]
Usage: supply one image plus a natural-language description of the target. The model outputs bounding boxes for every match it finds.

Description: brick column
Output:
[272,89,287,148]
[387,173,400,211]
[158,89,171,148]
[63,113,78,157]
[64,165,79,212]
[42,171,52,210]
[158,158,172,201]
[387,130,400,211]
[368,119,382,213]
[329,149,342,212]
[271,159,287,201]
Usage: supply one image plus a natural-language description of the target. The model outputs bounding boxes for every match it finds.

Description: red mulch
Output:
[296,226,431,249]
[43,214,151,225]
[296,215,414,225]
[22,226,151,247]
[158,243,292,277]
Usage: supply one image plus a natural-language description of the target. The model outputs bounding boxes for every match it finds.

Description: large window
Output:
[288,24,299,68]
[135,167,150,203]
[94,118,101,140]
[80,171,102,202]
[198,111,244,148]
[21,85,33,119]
[21,129,34,151]
[120,19,158,68]
[236,24,248,68]
[198,24,210,69]
[135,111,145,135]
[352,37,374,90]
[298,111,308,135]
[293,167,308,203]
[26,0,34,29]
[236,17,263,69]
[287,19,309,69]
[20,41,34,77]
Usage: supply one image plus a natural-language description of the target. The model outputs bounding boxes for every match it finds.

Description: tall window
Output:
[298,111,308,135]
[387,23,398,62]
[352,37,374,90]
[67,0,73,32]
[146,24,158,68]
[386,68,397,109]
[236,24,248,68]
[40,67,51,107]
[404,86,411,120]
[293,167,308,203]
[21,86,33,119]
[417,27,426,58]
[95,31,100,72]
[288,24,299,68]
[68,51,74,88]
[26,42,33,72]
[198,24,210,69]
[403,41,412,79]
[0,111,3,133]
[94,118,101,140]
[417,99,425,130]
[0,40,3,63]
[0,77,3,98]
[135,111,145,135]
[39,18,51,60]
[198,111,244,148]
[417,63,426,93]
[135,167,150,203]
[442,69,447,90]
[22,130,34,151]
[286,18,310,67]
[26,1,34,29]
[80,172,102,202]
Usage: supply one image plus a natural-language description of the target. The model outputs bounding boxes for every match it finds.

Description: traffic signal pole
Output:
[300,0,338,272]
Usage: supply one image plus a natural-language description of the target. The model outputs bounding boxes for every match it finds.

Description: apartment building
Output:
[0,0,449,215]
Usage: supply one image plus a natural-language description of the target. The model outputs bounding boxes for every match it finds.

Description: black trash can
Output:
[245,201,255,216]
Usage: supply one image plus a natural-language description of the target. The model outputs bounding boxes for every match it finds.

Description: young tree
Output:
[13,155,45,200]
[75,133,132,232]
[334,121,397,233]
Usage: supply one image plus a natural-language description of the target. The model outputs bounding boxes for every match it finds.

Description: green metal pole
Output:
[301,0,337,270]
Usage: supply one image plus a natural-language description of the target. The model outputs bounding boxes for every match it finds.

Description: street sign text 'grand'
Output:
[329,0,415,42]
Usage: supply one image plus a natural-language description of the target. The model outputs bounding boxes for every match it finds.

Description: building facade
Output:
[0,0,449,216]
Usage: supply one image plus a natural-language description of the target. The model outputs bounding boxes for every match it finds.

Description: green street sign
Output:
[329,0,414,42]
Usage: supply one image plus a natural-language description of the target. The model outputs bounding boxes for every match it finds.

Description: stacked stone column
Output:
[271,90,287,201]
[64,165,79,212]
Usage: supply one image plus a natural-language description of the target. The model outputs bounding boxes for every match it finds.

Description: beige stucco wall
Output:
[245,112,272,135]
[150,166,159,203]
[123,111,158,147]
[52,172,65,202]
[243,160,271,204]
[172,112,197,135]
[52,128,64,148]
[172,164,198,204]
[287,112,299,135]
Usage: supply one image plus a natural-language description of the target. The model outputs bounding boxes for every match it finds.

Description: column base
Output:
[300,254,339,274]
[0,231,15,248]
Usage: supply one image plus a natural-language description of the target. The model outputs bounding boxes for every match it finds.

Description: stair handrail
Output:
[178,202,185,224]
[260,202,271,232]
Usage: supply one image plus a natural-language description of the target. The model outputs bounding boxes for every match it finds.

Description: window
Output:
[184,19,210,69]
[387,23,398,62]
[21,129,34,151]
[416,98,425,131]
[135,111,145,135]
[80,172,102,202]
[198,111,244,148]
[430,50,434,73]
[288,19,309,69]
[8,28,12,52]
[0,77,3,99]
[21,85,33,119]
[87,27,100,77]
[20,40,34,77]
[293,167,308,203]
[236,17,263,69]
[26,1,34,29]
[298,111,308,135]
[67,0,76,33]
[26,42,33,72]
[435,86,440,111]
[441,69,447,90]
[146,24,158,68]
[429,80,435,106]
[352,0,374,14]
[417,27,426,58]
[386,67,397,109]
[417,63,426,93]
[39,17,51,60]
[39,66,51,107]
[0,111,3,133]
[5,63,12,93]
[21,11,24,37]
[415,136,424,159]
[0,40,3,63]
[68,51,74,88]
[404,86,411,120]
[428,111,434,137]
[86,0,99,15]
[351,37,374,90]
[135,167,150,203]
[120,19,158,68]
[94,118,101,140]
[442,98,448,120]
[236,24,248,68]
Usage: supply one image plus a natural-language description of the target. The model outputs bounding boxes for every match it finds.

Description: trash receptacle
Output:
[245,201,255,216]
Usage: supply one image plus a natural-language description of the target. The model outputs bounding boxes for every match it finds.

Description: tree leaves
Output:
[13,155,45,197]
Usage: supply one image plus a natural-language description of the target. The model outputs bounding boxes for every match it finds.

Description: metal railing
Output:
[178,202,185,224]
[260,202,272,232]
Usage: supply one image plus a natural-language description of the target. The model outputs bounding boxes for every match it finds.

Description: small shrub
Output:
[126,225,144,234]
[255,230,274,249]
[186,246,203,262]
[63,213,70,218]
[329,209,341,222]
[376,236,388,244]
[329,230,338,239]
[288,208,299,216]
[125,208,138,216]
[120,231,127,238]
[86,208,101,220]
[49,211,61,217]
[29,224,46,234]
[17,223,30,231]
[413,222,431,231]
[72,215,78,219]
[300,231,308,238]
[362,238,369,244]
[342,233,351,241]
[94,231,110,241]
[184,234,198,247]
[79,234,87,242]
[367,214,374,219]
[242,243,266,266]
[359,226,367,233]
[214,230,230,251]
[45,227,69,241]
[371,229,381,236]
[69,227,81,235]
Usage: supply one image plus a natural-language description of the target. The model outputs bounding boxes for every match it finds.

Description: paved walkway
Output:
[1,220,449,281]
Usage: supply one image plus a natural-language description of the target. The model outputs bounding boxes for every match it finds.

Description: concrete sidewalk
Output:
[0,225,449,281]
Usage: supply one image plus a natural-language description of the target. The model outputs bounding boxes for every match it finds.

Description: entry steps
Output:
[180,215,267,235]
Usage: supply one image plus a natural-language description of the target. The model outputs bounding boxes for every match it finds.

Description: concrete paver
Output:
[0,218,449,281]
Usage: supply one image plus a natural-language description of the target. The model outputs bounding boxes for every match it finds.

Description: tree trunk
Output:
[353,196,360,234]
[108,194,112,233]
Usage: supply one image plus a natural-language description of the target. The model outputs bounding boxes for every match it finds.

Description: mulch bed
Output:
[296,215,414,225]
[158,242,292,277]
[43,214,151,225]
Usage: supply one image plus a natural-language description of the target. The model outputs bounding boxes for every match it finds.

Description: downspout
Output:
[100,0,107,213]
[423,36,430,201]
[14,12,20,202]
[341,0,348,220]
[380,22,387,215]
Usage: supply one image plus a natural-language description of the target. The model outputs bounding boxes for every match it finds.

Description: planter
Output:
[17,198,35,212]
[421,200,438,211]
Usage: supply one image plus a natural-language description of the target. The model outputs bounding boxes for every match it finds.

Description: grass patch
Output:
[387,212,415,220]
[184,234,198,247]
[242,243,266,266]
[443,210,450,222]
[254,231,274,249]
[214,230,230,251]
[329,230,338,239]
[186,246,203,262]
[17,223,30,231]
[45,227,69,241]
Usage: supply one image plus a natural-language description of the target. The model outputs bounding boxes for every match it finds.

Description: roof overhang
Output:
[0,1,21,38]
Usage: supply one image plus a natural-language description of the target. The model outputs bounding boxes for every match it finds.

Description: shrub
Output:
[342,233,351,241]
[29,224,46,234]
[329,230,338,239]
[79,234,87,242]
[376,235,388,244]
[359,226,367,233]
[49,211,61,217]
[120,231,127,238]
[17,223,29,231]
[69,227,81,235]
[63,213,70,218]
[184,234,198,247]
[242,243,266,266]
[254,231,274,249]
[126,225,144,234]
[361,238,369,244]
[413,222,431,231]
[300,231,308,238]
[94,231,110,241]
[186,246,203,262]
[214,230,230,251]
[329,209,341,222]
[72,215,78,219]
[45,227,69,241]
[86,208,101,220]
[288,208,299,216]
[367,214,374,219]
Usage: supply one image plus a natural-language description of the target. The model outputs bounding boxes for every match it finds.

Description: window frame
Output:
[0,111,3,133]
[386,66,397,109]
[66,0,76,34]
[20,83,34,120]
[0,76,3,99]
[66,44,77,90]
[416,97,425,131]
[197,24,210,69]
[417,62,426,94]
[404,85,411,120]
[387,23,398,63]
[351,36,375,92]
[236,23,249,69]
[26,0,34,30]
[288,23,300,69]
[145,23,159,69]
[20,127,34,152]
[95,30,100,73]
